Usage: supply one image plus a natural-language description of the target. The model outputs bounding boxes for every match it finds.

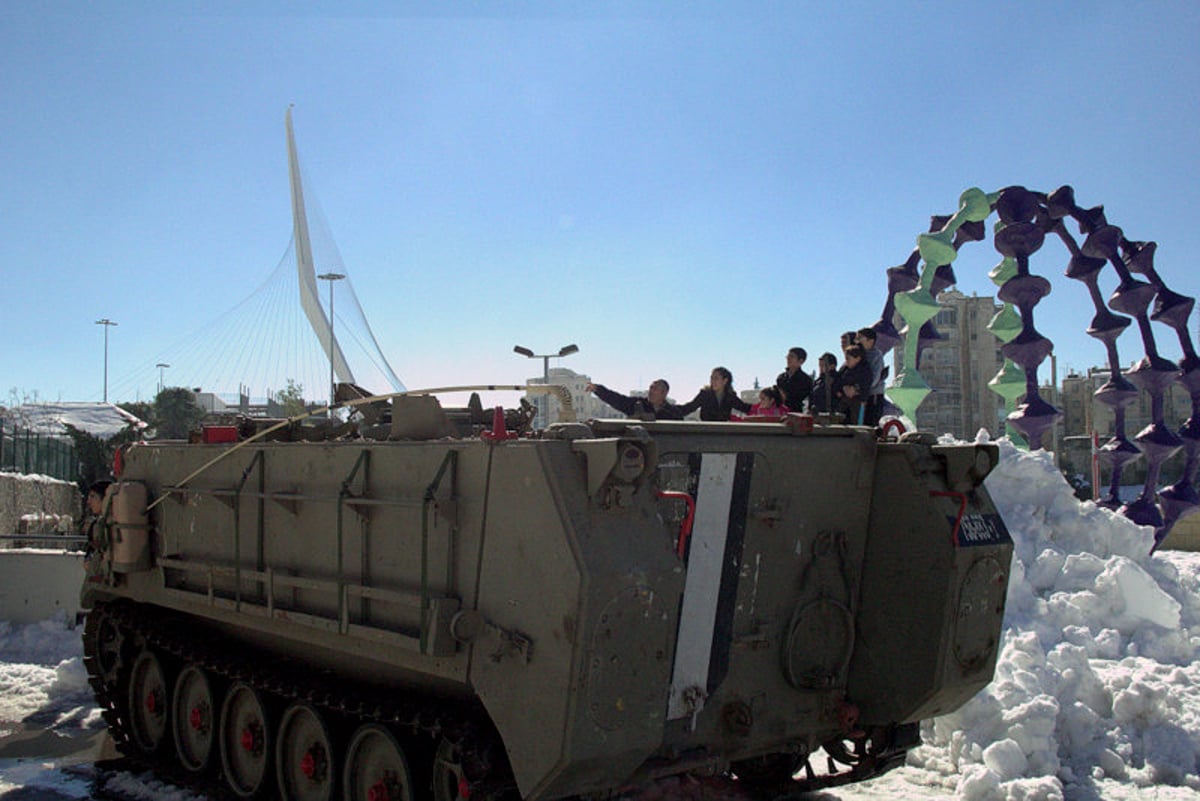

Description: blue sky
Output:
[2,1,1198,406]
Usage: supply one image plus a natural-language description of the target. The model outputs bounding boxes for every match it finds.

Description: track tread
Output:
[82,600,512,800]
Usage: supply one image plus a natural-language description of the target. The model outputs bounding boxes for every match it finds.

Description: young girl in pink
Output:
[748,386,787,418]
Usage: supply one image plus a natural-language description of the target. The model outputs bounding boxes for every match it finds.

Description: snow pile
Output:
[906,437,1200,800]
[101,770,207,800]
[0,613,101,738]
[2,402,146,440]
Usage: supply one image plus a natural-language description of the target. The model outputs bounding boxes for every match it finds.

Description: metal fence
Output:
[0,421,77,482]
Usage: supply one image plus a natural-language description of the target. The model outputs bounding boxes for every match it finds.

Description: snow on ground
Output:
[1,438,1199,800]
[858,437,1200,801]
[0,615,98,739]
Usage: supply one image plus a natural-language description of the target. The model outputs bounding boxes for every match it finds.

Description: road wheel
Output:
[276,703,337,801]
[343,724,414,801]
[219,682,273,798]
[172,664,217,773]
[127,647,170,756]
[435,736,492,801]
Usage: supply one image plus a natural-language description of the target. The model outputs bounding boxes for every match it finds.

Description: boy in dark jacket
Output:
[776,347,813,413]
[809,352,841,416]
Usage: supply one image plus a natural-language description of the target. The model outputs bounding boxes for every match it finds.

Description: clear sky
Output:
[2,1,1198,406]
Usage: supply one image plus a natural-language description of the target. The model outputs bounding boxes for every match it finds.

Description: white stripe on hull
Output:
[667,452,737,721]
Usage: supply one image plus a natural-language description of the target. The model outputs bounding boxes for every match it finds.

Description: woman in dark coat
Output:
[677,367,752,421]
[837,346,872,425]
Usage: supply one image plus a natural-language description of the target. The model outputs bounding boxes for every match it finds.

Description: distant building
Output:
[1057,367,1194,490]
[193,391,230,414]
[895,289,1007,439]
[522,368,702,423]
[523,367,613,425]
[1060,368,1193,438]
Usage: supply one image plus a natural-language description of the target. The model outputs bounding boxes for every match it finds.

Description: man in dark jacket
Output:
[587,379,684,420]
[776,347,813,413]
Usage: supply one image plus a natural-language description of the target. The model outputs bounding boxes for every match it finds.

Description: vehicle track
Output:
[81,602,909,801]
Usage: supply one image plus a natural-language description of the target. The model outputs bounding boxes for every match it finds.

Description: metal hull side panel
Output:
[849,444,1012,723]
[551,457,686,795]
[107,580,472,696]
[467,443,585,800]
[641,431,878,761]
[124,441,496,681]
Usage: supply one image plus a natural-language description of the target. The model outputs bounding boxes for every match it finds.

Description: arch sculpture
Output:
[872,186,1198,550]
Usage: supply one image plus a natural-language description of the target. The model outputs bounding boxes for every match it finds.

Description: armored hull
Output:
[82,414,1012,800]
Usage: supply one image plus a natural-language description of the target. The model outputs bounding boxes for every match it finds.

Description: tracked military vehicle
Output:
[82,393,1012,801]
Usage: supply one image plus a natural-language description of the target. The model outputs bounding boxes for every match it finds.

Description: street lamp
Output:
[156,363,170,394]
[95,318,118,402]
[317,272,346,417]
[513,343,579,424]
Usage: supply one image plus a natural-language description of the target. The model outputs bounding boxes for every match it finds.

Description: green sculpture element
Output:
[987,358,1029,446]
[986,253,1025,441]
[890,188,994,421]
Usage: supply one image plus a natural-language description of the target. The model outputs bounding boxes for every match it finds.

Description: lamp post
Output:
[513,343,579,424]
[317,272,346,417]
[95,318,118,402]
[156,363,170,395]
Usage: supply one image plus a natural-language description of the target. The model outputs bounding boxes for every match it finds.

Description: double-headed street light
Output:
[513,343,579,425]
[156,363,170,394]
[317,272,346,417]
[95,318,118,402]
[513,343,580,384]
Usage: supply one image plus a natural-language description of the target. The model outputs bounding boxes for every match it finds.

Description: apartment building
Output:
[897,289,1008,440]
[1060,368,1193,438]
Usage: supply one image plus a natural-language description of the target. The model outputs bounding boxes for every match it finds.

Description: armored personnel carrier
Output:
[82,394,1012,801]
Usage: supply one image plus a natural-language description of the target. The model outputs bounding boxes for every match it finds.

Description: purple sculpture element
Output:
[1160,379,1200,551]
[1081,223,1185,530]
[872,251,921,355]
[1050,188,1195,545]
[1049,212,1139,509]
[993,187,1059,448]
[1120,239,1200,550]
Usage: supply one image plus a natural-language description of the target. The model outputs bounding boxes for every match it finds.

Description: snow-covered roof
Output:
[2,402,147,440]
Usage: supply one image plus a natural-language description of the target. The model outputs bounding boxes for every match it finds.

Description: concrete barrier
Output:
[0,550,83,624]
[1167,514,1200,553]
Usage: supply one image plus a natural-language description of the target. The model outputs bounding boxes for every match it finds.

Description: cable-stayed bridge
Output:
[108,108,404,407]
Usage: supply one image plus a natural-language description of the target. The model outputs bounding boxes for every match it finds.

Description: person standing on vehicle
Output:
[776,347,813,413]
[677,367,752,421]
[809,352,841,416]
[586,379,684,420]
[856,328,886,426]
[748,386,787,418]
[80,480,112,572]
[837,346,872,425]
